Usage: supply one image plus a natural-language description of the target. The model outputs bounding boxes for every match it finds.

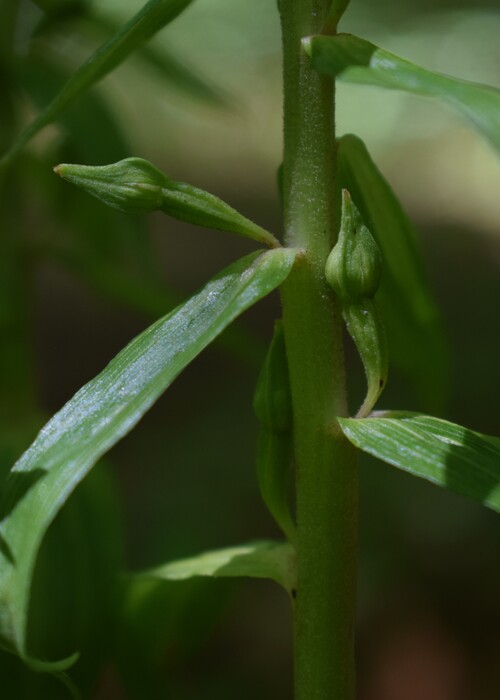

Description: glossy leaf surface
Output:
[337,135,448,409]
[0,248,296,671]
[1,0,194,169]
[133,541,296,593]
[339,412,500,512]
[306,34,500,151]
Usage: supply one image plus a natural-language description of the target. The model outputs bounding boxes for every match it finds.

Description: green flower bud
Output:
[55,157,279,247]
[325,189,387,417]
[325,189,382,302]
[54,158,169,214]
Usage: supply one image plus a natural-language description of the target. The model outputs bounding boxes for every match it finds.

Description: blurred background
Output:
[2,0,500,697]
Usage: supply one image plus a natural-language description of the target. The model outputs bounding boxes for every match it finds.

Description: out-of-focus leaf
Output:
[133,541,296,593]
[306,34,500,152]
[323,0,351,32]
[339,412,500,512]
[88,11,229,107]
[17,57,129,163]
[0,247,296,672]
[117,576,231,699]
[337,135,448,410]
[0,0,195,169]
[138,43,229,107]
[28,465,123,695]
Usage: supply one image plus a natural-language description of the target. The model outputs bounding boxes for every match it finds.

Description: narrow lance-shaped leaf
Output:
[131,541,296,594]
[0,0,195,170]
[85,11,229,107]
[0,247,297,673]
[305,33,500,152]
[253,321,295,541]
[55,158,280,247]
[339,412,500,513]
[337,135,448,410]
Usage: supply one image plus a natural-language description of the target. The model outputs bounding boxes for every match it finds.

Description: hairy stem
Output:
[279,2,358,699]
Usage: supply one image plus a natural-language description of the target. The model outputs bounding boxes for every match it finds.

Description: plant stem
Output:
[279,2,358,699]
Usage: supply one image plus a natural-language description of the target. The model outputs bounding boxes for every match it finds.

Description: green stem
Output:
[279,2,357,699]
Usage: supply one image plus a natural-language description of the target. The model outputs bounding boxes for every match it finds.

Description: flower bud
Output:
[325,189,381,302]
[54,158,169,214]
[55,157,279,247]
[325,190,387,417]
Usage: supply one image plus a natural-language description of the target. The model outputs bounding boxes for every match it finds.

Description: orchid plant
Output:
[1,0,500,697]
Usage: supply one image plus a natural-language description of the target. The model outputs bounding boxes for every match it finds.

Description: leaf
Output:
[339,412,500,512]
[0,247,297,672]
[253,322,295,540]
[337,135,448,410]
[0,0,195,170]
[116,577,230,697]
[64,7,228,107]
[28,464,123,694]
[17,56,130,163]
[52,248,266,369]
[305,33,500,151]
[133,541,296,593]
[323,0,351,32]
[137,42,229,107]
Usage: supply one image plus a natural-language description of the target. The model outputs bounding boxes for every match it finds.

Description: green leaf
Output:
[253,322,295,540]
[337,135,448,410]
[132,541,296,593]
[339,412,500,512]
[305,33,500,151]
[55,158,280,247]
[323,0,351,32]
[17,56,130,163]
[137,42,229,107]
[0,0,195,170]
[83,10,229,107]
[0,247,296,672]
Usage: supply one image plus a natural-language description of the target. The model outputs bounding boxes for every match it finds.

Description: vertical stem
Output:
[279,2,358,699]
